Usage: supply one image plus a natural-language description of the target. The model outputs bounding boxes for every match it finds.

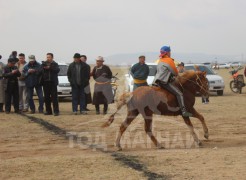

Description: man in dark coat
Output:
[41,53,60,116]
[3,58,21,113]
[91,56,113,114]
[80,55,92,111]
[67,53,89,115]
[23,55,44,114]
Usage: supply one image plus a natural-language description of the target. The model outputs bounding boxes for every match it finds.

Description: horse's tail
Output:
[101,92,133,128]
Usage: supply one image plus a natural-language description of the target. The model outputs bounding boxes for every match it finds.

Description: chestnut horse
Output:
[102,71,209,151]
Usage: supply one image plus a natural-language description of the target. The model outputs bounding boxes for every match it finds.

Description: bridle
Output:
[177,74,209,95]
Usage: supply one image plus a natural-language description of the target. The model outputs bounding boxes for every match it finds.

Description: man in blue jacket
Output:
[23,55,44,114]
[131,55,149,90]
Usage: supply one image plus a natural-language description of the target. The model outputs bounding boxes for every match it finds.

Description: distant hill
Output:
[105,52,245,65]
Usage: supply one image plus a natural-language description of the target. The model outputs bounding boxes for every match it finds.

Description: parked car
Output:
[217,63,231,69]
[34,62,71,97]
[57,62,72,97]
[125,63,157,92]
[184,64,225,96]
[203,62,212,68]
[230,62,241,67]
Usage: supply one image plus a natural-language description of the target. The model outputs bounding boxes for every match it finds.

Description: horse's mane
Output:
[176,70,197,85]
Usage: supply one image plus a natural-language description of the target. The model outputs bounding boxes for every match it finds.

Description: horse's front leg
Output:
[191,108,209,139]
[182,117,202,147]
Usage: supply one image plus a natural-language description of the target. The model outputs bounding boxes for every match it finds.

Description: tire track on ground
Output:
[21,114,170,180]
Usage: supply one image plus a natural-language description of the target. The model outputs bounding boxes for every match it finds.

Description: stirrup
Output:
[182,111,193,117]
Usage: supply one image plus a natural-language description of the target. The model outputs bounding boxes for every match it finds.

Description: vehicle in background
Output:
[34,62,71,97]
[230,62,241,67]
[125,63,157,92]
[203,62,212,68]
[229,66,245,94]
[57,62,72,97]
[184,64,225,96]
[217,63,231,69]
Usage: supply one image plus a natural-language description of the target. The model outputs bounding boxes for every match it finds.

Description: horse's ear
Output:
[202,71,207,76]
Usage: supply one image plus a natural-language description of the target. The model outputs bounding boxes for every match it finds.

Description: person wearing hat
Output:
[0,55,5,112]
[91,56,113,114]
[22,55,44,114]
[3,58,21,113]
[177,62,185,73]
[41,53,60,116]
[153,46,192,117]
[67,53,89,115]
[131,55,149,90]
[17,53,29,112]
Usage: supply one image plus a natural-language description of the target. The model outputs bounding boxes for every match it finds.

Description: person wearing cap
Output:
[91,56,113,114]
[3,58,21,113]
[23,55,44,114]
[153,46,192,117]
[131,55,149,90]
[41,53,60,116]
[0,55,5,112]
[80,55,92,111]
[17,53,29,112]
[67,53,89,115]
[177,62,185,73]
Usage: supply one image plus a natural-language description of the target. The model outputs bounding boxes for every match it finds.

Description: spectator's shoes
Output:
[96,111,100,115]
[73,111,78,115]
[80,111,87,115]
[44,112,52,115]
[54,112,59,116]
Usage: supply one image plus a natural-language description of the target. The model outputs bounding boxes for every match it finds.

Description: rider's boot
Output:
[176,94,193,117]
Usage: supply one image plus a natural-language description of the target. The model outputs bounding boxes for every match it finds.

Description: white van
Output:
[57,62,72,97]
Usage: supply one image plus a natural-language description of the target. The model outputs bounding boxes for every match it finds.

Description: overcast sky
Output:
[0,0,246,63]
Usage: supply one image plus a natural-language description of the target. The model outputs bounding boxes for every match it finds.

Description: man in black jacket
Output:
[41,53,60,116]
[3,58,21,113]
[67,53,89,115]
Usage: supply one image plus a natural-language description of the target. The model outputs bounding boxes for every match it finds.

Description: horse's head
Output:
[178,70,209,97]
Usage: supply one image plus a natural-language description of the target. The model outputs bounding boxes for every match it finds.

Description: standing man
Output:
[153,45,192,117]
[23,55,44,114]
[91,56,113,115]
[0,55,5,112]
[17,53,29,112]
[177,62,185,73]
[9,51,19,63]
[67,53,89,115]
[80,55,92,111]
[131,55,149,90]
[41,53,60,116]
[3,58,21,113]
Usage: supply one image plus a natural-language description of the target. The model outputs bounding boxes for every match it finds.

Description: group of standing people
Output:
[0,51,60,115]
[0,51,114,116]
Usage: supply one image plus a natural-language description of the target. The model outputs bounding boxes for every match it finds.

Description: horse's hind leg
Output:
[191,108,209,139]
[115,109,139,151]
[182,117,202,147]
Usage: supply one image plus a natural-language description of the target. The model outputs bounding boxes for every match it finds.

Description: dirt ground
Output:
[0,67,246,180]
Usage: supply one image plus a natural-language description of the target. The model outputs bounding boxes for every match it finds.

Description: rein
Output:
[177,74,209,94]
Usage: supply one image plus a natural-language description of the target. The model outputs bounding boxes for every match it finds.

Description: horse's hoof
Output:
[204,133,209,140]
[157,145,165,149]
[116,146,122,151]
[197,141,203,147]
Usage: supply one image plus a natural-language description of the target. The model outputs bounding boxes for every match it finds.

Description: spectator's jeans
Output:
[72,85,85,112]
[43,82,59,114]
[27,86,44,112]
[18,81,29,111]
